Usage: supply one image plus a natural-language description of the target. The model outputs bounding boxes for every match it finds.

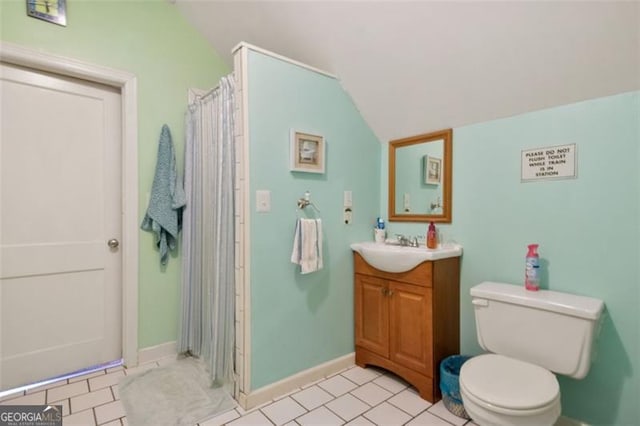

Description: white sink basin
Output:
[350,241,463,273]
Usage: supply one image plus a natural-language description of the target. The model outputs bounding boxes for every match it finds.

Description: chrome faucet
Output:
[395,234,419,247]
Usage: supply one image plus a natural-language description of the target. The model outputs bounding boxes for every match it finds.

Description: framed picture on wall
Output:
[26,0,67,26]
[424,155,441,185]
[290,130,325,174]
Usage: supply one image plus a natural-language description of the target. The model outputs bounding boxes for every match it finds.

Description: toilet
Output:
[459,282,604,426]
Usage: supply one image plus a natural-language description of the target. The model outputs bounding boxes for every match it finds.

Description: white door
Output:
[0,62,122,390]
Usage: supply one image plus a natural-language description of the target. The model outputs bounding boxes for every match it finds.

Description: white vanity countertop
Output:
[350,241,463,273]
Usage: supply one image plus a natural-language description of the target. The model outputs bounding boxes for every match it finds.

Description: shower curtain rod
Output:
[195,84,219,100]
[188,79,226,104]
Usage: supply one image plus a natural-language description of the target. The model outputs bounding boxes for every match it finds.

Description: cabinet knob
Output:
[387,290,394,296]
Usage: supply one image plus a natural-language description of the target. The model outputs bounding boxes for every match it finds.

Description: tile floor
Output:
[0,359,477,426]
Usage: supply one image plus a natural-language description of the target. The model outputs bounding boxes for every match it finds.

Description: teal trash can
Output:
[440,355,472,419]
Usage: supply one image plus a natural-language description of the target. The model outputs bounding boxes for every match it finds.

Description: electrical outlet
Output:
[344,207,352,224]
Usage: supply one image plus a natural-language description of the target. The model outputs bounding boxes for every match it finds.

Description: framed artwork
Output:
[27,0,67,26]
[290,130,325,174]
[424,155,441,185]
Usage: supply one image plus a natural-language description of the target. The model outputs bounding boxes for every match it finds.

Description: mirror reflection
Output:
[389,129,452,223]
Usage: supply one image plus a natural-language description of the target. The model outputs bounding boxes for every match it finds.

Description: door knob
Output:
[107,239,120,249]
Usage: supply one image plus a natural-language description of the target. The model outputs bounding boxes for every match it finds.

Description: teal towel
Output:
[141,125,186,265]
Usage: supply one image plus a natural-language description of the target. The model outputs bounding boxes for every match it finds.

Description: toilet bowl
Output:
[459,354,561,426]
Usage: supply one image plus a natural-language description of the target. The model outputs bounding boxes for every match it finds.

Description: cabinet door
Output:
[389,281,432,375]
[355,274,389,357]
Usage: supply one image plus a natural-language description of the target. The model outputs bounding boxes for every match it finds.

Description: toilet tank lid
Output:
[471,282,604,320]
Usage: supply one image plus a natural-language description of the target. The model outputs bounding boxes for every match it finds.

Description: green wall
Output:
[386,91,640,425]
[0,0,229,349]
[247,51,381,389]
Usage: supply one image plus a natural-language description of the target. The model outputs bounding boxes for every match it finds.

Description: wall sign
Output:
[521,143,577,182]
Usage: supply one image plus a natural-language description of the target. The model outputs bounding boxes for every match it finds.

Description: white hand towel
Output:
[291,219,302,265]
[291,218,323,274]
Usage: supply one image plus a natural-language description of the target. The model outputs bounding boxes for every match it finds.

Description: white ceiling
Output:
[175,1,640,143]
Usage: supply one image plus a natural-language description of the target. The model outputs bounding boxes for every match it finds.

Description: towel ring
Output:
[297,191,320,212]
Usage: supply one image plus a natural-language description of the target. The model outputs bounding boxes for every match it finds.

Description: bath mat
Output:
[118,357,235,426]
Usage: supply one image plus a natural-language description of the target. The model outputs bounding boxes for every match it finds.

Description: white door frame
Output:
[0,42,140,368]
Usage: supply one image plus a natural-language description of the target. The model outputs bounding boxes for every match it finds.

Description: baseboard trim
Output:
[137,341,177,365]
[239,352,355,410]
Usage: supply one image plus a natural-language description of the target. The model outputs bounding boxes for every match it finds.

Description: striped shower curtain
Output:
[178,75,235,388]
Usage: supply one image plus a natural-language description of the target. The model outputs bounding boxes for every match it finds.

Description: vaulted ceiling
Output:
[175,1,640,143]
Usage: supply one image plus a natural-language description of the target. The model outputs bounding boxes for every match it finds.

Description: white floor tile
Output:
[297,406,344,425]
[363,401,411,426]
[325,393,370,422]
[261,396,307,425]
[291,385,334,410]
[227,410,273,425]
[388,389,432,416]
[3,356,484,426]
[318,375,358,397]
[89,371,125,392]
[69,370,106,383]
[111,385,119,400]
[344,416,375,425]
[199,408,241,426]
[340,367,380,386]
[407,410,453,425]
[94,399,125,425]
[70,388,114,413]
[50,398,70,416]
[372,374,409,394]
[427,400,469,426]
[64,409,97,426]
[0,391,45,405]
[351,382,393,406]
[47,381,88,403]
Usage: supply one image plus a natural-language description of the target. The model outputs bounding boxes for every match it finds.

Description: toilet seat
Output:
[460,354,559,410]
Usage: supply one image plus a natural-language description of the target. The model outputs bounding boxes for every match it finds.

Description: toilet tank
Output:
[471,282,604,379]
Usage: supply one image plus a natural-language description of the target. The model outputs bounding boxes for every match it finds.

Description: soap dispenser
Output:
[427,222,438,249]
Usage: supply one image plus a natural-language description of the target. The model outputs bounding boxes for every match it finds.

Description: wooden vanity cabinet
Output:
[354,252,460,402]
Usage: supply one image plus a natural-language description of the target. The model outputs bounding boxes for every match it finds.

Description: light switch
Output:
[344,190,353,208]
[256,190,271,212]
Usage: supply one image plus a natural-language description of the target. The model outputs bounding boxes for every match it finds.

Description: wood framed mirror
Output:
[389,129,452,223]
